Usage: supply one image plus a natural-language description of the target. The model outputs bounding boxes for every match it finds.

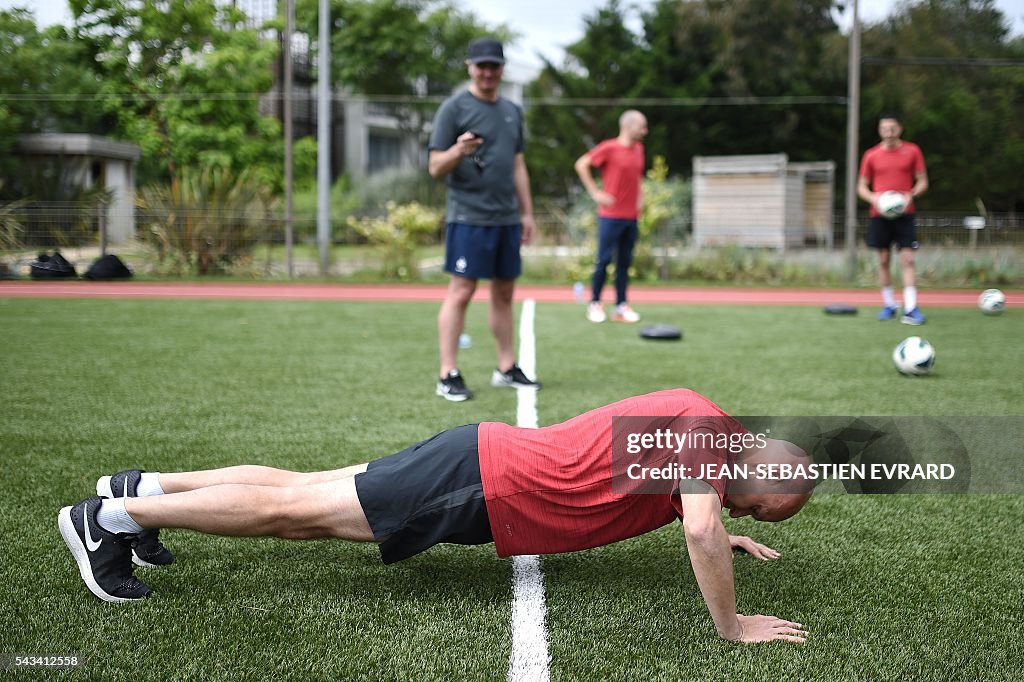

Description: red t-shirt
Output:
[588,139,645,219]
[859,141,926,217]
[477,389,742,558]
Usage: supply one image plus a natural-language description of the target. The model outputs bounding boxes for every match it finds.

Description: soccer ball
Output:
[877,191,908,219]
[978,288,1005,315]
[893,336,935,376]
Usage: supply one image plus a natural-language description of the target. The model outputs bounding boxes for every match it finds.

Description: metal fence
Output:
[1,201,1020,278]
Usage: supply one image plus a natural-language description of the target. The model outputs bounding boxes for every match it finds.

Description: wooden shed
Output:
[692,154,835,250]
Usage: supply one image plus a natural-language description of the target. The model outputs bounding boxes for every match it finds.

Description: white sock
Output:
[136,472,165,497]
[882,287,896,308]
[904,287,917,311]
[96,498,145,535]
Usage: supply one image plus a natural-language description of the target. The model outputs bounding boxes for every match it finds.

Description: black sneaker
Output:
[491,364,541,389]
[436,369,473,402]
[58,496,152,602]
[97,470,176,567]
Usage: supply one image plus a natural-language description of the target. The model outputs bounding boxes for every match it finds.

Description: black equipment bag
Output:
[84,253,132,280]
[29,251,77,279]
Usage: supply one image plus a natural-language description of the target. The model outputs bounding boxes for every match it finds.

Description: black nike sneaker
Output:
[58,496,151,603]
[97,470,176,567]
[490,363,541,389]
[436,369,474,402]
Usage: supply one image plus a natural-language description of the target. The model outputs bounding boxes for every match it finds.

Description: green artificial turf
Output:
[1,297,1021,680]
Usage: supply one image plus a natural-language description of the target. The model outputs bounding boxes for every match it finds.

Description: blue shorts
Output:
[444,223,522,280]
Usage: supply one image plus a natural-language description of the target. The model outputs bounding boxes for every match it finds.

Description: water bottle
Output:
[573,281,585,303]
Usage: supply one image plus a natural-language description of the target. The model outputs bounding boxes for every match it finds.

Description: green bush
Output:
[634,156,690,281]
[358,167,445,214]
[347,201,442,280]
[0,182,26,253]
[290,174,362,244]
[559,155,692,284]
[137,165,274,276]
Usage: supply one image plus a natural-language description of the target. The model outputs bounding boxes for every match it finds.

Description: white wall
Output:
[103,159,135,243]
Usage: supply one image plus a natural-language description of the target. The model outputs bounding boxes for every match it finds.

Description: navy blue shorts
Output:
[444,223,522,280]
[353,424,493,564]
[867,214,918,250]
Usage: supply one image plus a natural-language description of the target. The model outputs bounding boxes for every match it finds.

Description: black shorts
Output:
[867,214,918,250]
[353,424,492,564]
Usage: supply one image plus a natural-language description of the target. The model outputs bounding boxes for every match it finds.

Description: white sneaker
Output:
[587,303,606,323]
[612,304,640,323]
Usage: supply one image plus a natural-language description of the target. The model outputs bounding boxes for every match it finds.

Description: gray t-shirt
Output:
[428,89,525,226]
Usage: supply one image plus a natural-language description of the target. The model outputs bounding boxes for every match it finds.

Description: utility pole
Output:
[316,0,331,276]
[844,0,861,280]
[283,0,294,278]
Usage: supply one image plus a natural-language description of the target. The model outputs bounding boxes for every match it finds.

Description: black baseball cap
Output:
[467,37,505,65]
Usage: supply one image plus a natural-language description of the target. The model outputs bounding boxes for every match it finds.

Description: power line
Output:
[0,92,445,103]
[0,92,847,106]
[527,95,847,106]
[0,93,272,102]
[863,56,1024,67]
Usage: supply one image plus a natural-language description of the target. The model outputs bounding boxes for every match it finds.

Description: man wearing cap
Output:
[427,37,540,402]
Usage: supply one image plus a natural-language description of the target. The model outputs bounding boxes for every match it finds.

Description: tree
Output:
[526,0,847,200]
[652,0,843,160]
[293,0,512,175]
[529,0,1021,215]
[68,0,285,187]
[0,9,110,183]
[295,0,512,96]
[525,0,645,198]
[859,0,1024,212]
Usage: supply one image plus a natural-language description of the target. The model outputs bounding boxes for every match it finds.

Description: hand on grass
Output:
[735,614,808,644]
[728,535,780,560]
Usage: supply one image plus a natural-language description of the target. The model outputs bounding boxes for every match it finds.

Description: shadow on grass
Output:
[143,534,512,607]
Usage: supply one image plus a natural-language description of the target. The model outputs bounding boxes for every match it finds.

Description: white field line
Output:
[515,299,539,430]
[507,299,550,682]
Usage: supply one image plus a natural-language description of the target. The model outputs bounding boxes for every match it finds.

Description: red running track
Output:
[0,281,1016,308]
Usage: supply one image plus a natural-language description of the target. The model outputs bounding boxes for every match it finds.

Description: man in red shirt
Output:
[858,113,929,325]
[575,110,648,324]
[58,389,810,644]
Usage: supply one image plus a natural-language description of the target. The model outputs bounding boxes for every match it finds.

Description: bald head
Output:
[724,438,813,522]
[618,110,648,143]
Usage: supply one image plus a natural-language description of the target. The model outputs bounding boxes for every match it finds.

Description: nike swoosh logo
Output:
[84,503,102,552]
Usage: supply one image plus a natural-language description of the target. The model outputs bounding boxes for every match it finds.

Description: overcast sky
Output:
[5,0,1023,72]
[468,0,1024,69]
